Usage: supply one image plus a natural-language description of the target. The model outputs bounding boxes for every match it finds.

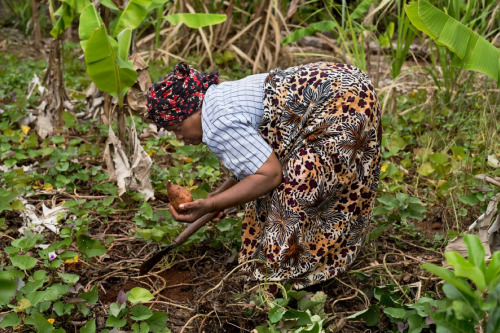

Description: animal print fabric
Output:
[239,62,382,290]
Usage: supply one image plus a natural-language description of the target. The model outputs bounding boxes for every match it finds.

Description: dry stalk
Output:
[180,310,214,333]
[383,252,413,303]
[148,300,194,311]
[197,259,264,304]
[252,0,273,73]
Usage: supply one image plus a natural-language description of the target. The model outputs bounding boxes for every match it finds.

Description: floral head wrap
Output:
[147,62,219,128]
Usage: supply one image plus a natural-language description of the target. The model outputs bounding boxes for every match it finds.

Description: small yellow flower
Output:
[47,318,55,324]
[21,125,31,134]
[65,256,79,264]
[380,163,389,173]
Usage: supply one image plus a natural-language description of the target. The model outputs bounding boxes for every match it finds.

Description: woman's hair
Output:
[146,62,219,128]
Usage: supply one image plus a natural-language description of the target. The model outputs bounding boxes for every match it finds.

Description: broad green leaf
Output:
[126,287,154,305]
[12,235,39,250]
[77,234,107,257]
[109,302,126,317]
[80,318,96,333]
[429,152,449,165]
[51,3,74,38]
[431,311,476,333]
[146,312,168,332]
[164,13,227,29]
[418,162,435,176]
[444,252,485,291]
[10,255,38,270]
[458,193,480,206]
[130,304,153,321]
[148,0,169,11]
[0,313,21,328]
[347,304,380,326]
[106,315,127,328]
[83,25,137,106]
[78,4,103,43]
[486,295,500,333]
[405,0,500,83]
[464,234,485,271]
[283,309,313,326]
[117,29,132,61]
[79,285,99,305]
[377,195,399,208]
[383,307,406,319]
[100,0,119,11]
[486,251,500,289]
[24,313,55,333]
[110,0,154,36]
[282,21,338,45]
[421,263,481,301]
[57,272,80,285]
[268,306,285,323]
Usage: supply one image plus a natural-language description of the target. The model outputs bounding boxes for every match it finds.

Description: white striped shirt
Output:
[201,73,272,180]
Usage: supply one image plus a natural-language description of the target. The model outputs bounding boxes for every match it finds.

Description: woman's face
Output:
[165,110,203,145]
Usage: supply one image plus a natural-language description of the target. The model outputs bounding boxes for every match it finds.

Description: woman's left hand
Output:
[169,198,215,223]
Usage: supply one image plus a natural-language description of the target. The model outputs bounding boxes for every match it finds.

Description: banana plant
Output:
[34,0,90,139]
[78,3,154,200]
[79,4,136,107]
[405,0,500,85]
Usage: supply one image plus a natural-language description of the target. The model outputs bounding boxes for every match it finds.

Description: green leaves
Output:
[50,0,90,39]
[406,0,500,84]
[164,13,227,29]
[10,255,38,270]
[77,235,107,258]
[282,21,338,45]
[78,3,103,49]
[422,234,500,331]
[83,25,137,106]
[126,287,154,305]
[108,0,154,36]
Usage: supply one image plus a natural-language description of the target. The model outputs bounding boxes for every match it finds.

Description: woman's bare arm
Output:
[170,153,282,223]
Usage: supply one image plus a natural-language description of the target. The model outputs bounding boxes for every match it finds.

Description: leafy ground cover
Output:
[1,12,499,333]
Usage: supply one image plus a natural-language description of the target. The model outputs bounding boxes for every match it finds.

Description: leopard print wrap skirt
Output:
[239,62,382,290]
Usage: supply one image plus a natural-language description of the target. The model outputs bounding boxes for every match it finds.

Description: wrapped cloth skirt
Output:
[239,62,382,290]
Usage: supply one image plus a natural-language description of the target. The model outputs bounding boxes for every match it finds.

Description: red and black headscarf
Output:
[147,62,219,128]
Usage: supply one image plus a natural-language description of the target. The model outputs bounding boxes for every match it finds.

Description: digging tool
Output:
[139,211,218,275]
[140,178,236,275]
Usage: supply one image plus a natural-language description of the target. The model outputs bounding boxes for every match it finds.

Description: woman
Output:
[147,61,381,290]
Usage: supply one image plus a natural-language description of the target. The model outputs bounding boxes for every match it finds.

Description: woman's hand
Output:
[169,198,215,223]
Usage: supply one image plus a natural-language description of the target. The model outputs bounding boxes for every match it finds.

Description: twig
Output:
[180,310,214,333]
[147,300,193,311]
[198,259,263,304]
[383,253,413,303]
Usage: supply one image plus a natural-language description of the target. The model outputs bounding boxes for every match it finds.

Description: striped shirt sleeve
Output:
[202,74,272,180]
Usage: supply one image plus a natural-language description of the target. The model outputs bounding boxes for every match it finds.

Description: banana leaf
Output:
[84,25,137,106]
[50,0,90,39]
[109,0,154,37]
[78,4,103,50]
[163,13,227,29]
[406,0,500,84]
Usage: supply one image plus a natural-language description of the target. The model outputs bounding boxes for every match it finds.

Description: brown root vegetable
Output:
[167,182,193,211]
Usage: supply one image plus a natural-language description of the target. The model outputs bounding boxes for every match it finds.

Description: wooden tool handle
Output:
[172,211,218,245]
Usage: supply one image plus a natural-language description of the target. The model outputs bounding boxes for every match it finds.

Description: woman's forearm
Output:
[209,153,282,212]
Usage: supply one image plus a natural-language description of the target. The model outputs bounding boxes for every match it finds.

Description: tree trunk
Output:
[36,38,72,138]
[31,0,42,49]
